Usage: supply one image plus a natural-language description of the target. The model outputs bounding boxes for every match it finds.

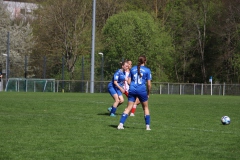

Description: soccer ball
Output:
[221,116,231,125]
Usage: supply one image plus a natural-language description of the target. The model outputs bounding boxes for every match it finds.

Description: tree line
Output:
[1,0,240,83]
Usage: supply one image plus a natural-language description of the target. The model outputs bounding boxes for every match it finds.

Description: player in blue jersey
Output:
[123,59,140,116]
[107,60,129,117]
[117,55,152,130]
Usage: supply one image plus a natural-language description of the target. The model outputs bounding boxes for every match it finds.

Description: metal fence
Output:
[151,83,240,96]
[1,79,240,96]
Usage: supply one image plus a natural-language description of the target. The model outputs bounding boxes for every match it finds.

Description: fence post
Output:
[201,83,203,95]
[86,81,88,93]
[223,83,225,96]
[62,57,64,93]
[168,83,169,95]
[180,84,182,95]
[68,82,71,92]
[16,80,17,92]
[25,79,28,92]
[56,80,59,92]
[194,83,195,95]
[219,84,221,95]
[159,85,162,94]
[53,80,55,93]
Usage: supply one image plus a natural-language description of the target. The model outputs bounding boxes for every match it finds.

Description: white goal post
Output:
[5,78,55,92]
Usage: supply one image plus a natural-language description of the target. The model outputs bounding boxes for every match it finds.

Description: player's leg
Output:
[108,86,121,116]
[118,95,124,106]
[109,93,121,117]
[141,100,151,130]
[117,101,134,129]
[130,97,140,116]
[138,91,151,130]
[117,93,136,129]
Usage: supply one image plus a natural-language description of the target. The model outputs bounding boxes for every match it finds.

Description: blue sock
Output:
[145,115,150,125]
[120,113,128,124]
[110,107,117,114]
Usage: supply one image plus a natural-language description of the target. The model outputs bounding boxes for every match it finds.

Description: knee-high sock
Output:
[145,115,150,125]
[131,105,137,113]
[110,106,117,114]
[119,113,128,124]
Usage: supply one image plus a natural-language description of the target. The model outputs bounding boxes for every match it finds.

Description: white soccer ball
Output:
[221,116,231,125]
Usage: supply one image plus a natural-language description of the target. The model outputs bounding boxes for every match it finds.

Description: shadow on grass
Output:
[109,124,118,128]
[97,112,109,116]
[109,124,130,129]
[97,112,122,116]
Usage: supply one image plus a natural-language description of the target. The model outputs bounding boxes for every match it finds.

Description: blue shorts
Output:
[128,88,148,103]
[108,83,123,96]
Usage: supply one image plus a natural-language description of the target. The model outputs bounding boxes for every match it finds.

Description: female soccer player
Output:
[107,60,129,117]
[123,59,132,97]
[117,55,152,130]
[124,59,140,116]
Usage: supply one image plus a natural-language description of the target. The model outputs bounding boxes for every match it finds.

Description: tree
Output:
[102,11,174,81]
[0,0,34,78]
[0,0,10,53]
[208,0,240,83]
[33,0,92,79]
[165,0,222,83]
[9,22,34,77]
[96,0,126,29]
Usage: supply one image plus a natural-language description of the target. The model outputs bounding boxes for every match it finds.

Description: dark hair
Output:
[137,55,146,78]
[120,60,128,66]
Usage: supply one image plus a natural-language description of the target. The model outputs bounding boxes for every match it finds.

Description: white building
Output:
[3,0,38,20]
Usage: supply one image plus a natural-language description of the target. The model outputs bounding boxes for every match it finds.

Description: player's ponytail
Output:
[137,55,146,78]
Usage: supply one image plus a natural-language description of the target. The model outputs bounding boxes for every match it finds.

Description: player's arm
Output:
[127,72,132,85]
[147,70,152,96]
[113,71,124,92]
[114,80,125,93]
[123,77,131,97]
[147,80,151,96]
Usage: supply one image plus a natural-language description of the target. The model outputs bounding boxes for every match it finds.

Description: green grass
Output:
[0,92,239,160]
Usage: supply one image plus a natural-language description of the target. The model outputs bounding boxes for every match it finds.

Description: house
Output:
[3,0,38,20]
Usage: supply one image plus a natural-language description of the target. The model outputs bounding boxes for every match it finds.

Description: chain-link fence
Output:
[1,79,240,96]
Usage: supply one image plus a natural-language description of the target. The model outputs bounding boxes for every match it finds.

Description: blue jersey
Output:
[128,65,152,102]
[108,69,126,89]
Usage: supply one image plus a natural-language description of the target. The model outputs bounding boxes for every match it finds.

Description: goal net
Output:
[5,78,55,92]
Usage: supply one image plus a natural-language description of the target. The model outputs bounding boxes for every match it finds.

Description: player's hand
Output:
[120,88,125,94]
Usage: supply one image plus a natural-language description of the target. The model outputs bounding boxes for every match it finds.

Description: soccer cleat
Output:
[107,107,112,112]
[110,113,116,117]
[146,127,151,131]
[130,113,135,116]
[117,124,124,130]
[146,125,151,130]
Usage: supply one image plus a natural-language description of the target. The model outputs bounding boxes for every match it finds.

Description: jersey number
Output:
[134,73,143,84]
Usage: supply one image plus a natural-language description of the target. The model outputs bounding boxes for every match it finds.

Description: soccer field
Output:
[0,92,239,159]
